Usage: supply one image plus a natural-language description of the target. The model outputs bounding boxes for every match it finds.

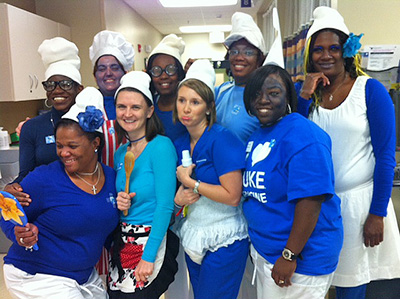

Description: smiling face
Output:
[228,39,262,86]
[311,31,345,78]
[56,125,99,174]
[94,55,125,97]
[251,73,287,126]
[150,54,180,97]
[176,85,210,130]
[46,75,82,112]
[115,90,154,138]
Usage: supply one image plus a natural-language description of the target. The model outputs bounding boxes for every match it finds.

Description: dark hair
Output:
[55,118,105,153]
[306,29,357,78]
[173,79,216,129]
[114,87,164,144]
[146,54,185,95]
[244,64,297,116]
[93,55,126,75]
[226,38,266,68]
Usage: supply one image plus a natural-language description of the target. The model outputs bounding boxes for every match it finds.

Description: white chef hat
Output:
[263,8,284,68]
[89,30,135,72]
[224,12,266,54]
[38,37,81,84]
[306,6,349,41]
[181,60,216,95]
[149,34,185,67]
[115,71,153,104]
[62,87,105,133]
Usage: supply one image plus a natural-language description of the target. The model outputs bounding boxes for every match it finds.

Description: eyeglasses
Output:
[42,80,75,92]
[228,49,257,57]
[149,64,178,77]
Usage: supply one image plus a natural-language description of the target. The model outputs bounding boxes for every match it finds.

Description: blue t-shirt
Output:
[103,95,116,120]
[242,113,343,276]
[154,96,187,142]
[174,124,245,184]
[2,160,119,284]
[215,81,259,145]
[114,135,177,262]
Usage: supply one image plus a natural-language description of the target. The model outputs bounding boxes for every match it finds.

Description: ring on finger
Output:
[279,280,285,284]
[19,237,25,244]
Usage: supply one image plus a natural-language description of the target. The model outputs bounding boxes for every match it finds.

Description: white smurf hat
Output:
[115,71,153,104]
[62,87,105,133]
[263,8,284,68]
[306,6,350,41]
[224,12,266,54]
[89,30,135,72]
[149,34,185,67]
[181,60,216,95]
[38,37,81,84]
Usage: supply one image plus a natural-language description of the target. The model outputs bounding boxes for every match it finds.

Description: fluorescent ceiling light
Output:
[180,25,232,33]
[159,0,237,7]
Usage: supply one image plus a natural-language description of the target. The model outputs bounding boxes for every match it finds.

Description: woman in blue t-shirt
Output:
[242,64,343,299]
[173,60,249,299]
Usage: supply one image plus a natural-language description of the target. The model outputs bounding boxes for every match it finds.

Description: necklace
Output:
[76,162,99,176]
[129,135,145,144]
[327,74,347,101]
[74,166,101,194]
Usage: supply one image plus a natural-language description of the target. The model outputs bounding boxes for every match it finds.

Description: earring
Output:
[206,111,210,116]
[286,104,292,114]
[45,98,52,108]
[95,148,98,153]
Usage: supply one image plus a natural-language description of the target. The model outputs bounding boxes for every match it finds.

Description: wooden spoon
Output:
[123,151,135,216]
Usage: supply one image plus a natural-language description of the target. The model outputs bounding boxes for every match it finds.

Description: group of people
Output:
[1,5,400,299]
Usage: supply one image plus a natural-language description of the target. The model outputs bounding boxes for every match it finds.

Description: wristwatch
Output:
[282,248,300,261]
[193,180,201,194]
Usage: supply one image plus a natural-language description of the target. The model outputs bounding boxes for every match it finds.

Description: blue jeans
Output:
[185,238,249,299]
[336,284,367,299]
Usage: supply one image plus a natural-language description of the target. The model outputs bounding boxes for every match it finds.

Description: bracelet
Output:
[193,180,201,194]
[174,202,182,209]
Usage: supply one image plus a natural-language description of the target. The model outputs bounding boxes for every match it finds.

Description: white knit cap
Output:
[181,60,216,95]
[263,8,284,68]
[62,87,105,133]
[89,30,135,72]
[306,6,350,41]
[38,37,81,84]
[149,34,185,67]
[115,71,153,104]
[224,12,266,54]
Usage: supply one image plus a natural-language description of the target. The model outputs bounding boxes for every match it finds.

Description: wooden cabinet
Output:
[0,4,71,102]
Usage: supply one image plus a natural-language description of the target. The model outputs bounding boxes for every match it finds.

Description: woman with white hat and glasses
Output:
[4,37,83,205]
[215,12,266,145]
[108,71,178,299]
[173,60,248,299]
[1,87,119,299]
[146,34,187,142]
[297,6,400,299]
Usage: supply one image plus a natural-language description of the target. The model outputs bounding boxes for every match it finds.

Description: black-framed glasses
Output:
[228,49,257,57]
[42,80,75,92]
[149,64,178,77]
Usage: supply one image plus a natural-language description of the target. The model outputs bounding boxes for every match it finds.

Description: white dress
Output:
[310,76,400,287]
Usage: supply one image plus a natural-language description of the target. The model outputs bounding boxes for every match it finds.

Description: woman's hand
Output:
[135,259,154,283]
[363,213,384,247]
[300,72,330,99]
[4,183,31,207]
[176,164,195,186]
[174,184,200,207]
[116,191,136,211]
[15,223,38,248]
[271,257,297,287]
